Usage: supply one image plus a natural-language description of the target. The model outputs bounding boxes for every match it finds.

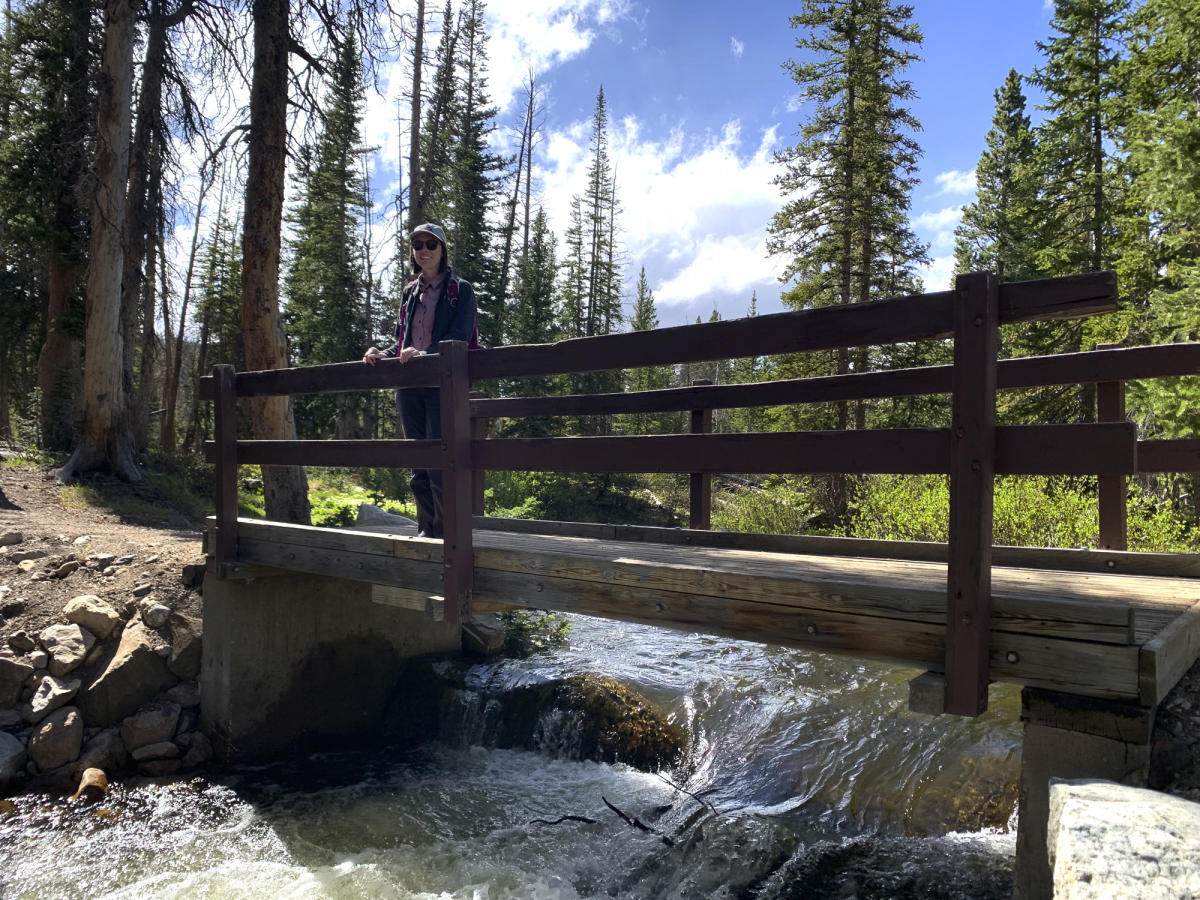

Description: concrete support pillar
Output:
[1014,687,1154,900]
[200,565,461,759]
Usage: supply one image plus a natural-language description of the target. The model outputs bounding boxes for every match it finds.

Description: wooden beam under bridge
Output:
[206,516,1200,708]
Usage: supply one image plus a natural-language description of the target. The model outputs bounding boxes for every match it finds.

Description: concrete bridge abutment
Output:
[200,565,460,759]
[1014,687,1154,899]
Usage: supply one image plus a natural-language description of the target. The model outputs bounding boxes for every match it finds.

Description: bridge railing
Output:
[201,269,1200,715]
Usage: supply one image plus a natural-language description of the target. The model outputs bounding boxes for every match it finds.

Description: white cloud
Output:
[537,116,788,320]
[913,206,964,233]
[918,255,957,293]
[485,0,634,112]
[730,36,745,58]
[933,169,976,196]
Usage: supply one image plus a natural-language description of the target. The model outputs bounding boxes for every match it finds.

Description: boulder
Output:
[77,621,178,726]
[21,675,81,724]
[167,615,202,680]
[1049,779,1200,899]
[0,656,34,707]
[131,740,180,762]
[0,531,22,547]
[179,731,213,769]
[120,701,181,751]
[164,681,200,709]
[70,767,109,803]
[11,549,46,563]
[75,727,128,775]
[28,706,83,772]
[63,595,121,639]
[7,630,36,653]
[140,600,171,628]
[39,623,96,677]
[138,758,182,776]
[354,503,417,531]
[0,708,20,728]
[0,730,26,789]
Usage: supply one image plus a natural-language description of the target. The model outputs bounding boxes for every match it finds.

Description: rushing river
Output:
[0,615,1021,898]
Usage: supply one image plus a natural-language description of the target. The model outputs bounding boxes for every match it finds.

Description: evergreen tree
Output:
[1031,0,1129,277]
[954,69,1041,282]
[1119,0,1200,444]
[621,267,676,436]
[767,0,928,436]
[503,207,559,435]
[443,0,505,346]
[284,31,372,438]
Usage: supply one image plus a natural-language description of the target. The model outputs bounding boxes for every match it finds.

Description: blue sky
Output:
[360,0,1060,326]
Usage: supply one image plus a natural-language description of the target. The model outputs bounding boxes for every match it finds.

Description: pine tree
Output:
[1031,0,1129,278]
[621,267,676,436]
[283,31,372,438]
[955,70,1041,282]
[767,0,928,411]
[766,0,927,525]
[1119,0,1200,445]
[503,207,559,435]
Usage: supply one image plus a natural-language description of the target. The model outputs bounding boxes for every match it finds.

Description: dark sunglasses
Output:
[411,239,441,251]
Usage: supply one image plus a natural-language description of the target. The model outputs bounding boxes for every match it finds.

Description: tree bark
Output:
[406,0,423,230]
[35,252,82,450]
[57,0,141,481]
[242,0,310,523]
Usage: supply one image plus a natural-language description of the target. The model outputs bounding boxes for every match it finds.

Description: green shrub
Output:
[500,609,571,657]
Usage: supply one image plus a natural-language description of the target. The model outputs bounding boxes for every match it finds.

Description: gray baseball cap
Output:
[410,223,447,246]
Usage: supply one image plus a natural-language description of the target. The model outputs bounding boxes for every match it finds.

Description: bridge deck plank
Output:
[207,517,1200,705]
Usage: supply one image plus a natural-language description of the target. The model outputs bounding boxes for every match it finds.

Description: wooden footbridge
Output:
[200,270,1200,896]
[201,270,1200,717]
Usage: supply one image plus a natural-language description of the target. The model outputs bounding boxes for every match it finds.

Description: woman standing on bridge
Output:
[363,223,478,539]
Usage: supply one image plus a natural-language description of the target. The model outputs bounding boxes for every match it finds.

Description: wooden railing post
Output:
[469,390,488,517]
[945,272,999,716]
[439,340,473,623]
[213,364,239,570]
[689,379,713,530]
[1096,342,1127,551]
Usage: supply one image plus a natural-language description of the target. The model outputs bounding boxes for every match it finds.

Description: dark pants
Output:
[398,386,443,537]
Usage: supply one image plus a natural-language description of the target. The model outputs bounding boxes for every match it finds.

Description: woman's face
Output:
[413,236,443,273]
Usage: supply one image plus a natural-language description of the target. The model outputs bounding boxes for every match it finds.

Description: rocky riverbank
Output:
[0,528,210,796]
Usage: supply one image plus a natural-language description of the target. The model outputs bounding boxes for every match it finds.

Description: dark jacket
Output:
[387,269,477,357]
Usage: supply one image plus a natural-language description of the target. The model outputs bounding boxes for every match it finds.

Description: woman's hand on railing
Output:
[363,346,386,366]
[397,347,422,364]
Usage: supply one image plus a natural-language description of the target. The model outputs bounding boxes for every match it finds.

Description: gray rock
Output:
[17,560,39,573]
[39,623,96,677]
[114,555,134,566]
[63,595,121,639]
[77,621,178,727]
[75,727,128,775]
[140,600,171,628]
[175,707,198,736]
[1,599,27,619]
[101,566,116,577]
[6,630,36,653]
[89,554,116,569]
[132,583,153,598]
[181,561,206,588]
[28,706,83,772]
[0,531,23,547]
[0,656,34,706]
[130,740,180,762]
[354,503,417,530]
[0,708,21,728]
[164,681,200,709]
[10,549,46,563]
[73,535,93,546]
[120,701,181,751]
[54,560,80,578]
[21,674,81,724]
[180,731,213,769]
[138,758,181,776]
[1049,779,1200,899]
[28,649,48,670]
[0,730,26,788]
[167,615,202,680]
